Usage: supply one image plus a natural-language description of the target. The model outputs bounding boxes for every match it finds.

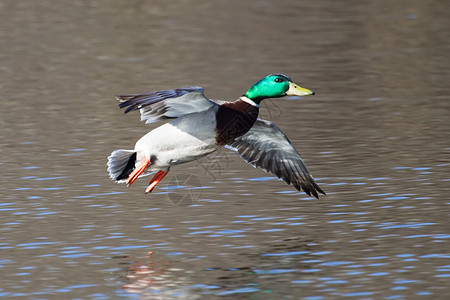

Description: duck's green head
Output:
[244,74,314,104]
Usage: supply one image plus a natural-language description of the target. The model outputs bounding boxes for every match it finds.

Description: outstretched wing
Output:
[117,86,216,124]
[226,119,326,198]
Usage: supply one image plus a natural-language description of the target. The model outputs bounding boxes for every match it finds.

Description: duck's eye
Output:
[274,78,282,83]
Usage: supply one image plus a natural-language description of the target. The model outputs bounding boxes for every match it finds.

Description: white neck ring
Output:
[240,96,259,107]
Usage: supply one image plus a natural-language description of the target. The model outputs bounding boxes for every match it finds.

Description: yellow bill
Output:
[286,82,315,96]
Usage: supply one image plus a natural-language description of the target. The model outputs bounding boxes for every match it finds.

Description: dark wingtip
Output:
[304,183,325,199]
[316,185,326,196]
[124,105,137,114]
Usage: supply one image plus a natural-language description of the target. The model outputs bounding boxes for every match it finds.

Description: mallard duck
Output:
[107,74,325,198]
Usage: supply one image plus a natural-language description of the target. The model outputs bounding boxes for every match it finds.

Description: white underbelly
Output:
[134,109,218,169]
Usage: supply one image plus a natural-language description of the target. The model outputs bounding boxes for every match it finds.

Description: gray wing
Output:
[226,119,326,198]
[117,86,216,124]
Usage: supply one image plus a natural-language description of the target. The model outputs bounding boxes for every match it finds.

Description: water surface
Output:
[1,1,449,299]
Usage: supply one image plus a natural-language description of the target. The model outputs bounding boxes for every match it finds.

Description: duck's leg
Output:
[126,156,150,187]
[145,170,169,194]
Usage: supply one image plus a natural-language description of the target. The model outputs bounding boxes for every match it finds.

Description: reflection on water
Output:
[1,0,450,299]
[3,169,448,298]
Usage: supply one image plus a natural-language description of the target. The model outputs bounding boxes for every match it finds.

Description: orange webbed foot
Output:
[145,170,168,194]
[126,156,150,187]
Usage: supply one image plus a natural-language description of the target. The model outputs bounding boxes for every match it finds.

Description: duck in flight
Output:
[107,74,325,198]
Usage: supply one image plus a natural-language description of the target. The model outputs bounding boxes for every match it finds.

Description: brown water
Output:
[1,1,449,299]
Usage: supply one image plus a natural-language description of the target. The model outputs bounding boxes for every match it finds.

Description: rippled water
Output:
[1,1,449,299]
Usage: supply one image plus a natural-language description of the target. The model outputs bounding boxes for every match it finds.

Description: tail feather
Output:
[107,150,137,182]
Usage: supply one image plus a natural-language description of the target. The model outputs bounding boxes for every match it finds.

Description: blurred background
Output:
[1,0,449,299]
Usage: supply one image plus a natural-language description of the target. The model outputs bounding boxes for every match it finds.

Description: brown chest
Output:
[215,100,259,145]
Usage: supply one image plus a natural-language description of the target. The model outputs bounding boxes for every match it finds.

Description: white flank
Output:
[134,107,219,172]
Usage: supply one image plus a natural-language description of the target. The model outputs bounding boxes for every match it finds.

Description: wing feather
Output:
[116,86,216,124]
[226,119,325,198]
